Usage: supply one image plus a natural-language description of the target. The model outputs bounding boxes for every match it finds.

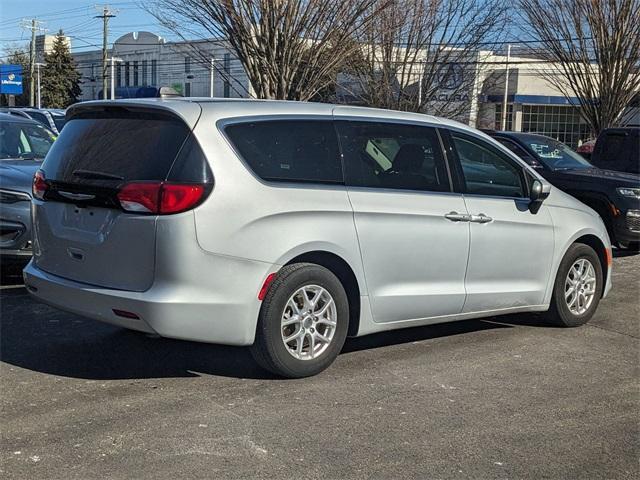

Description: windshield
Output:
[0,121,56,160]
[521,134,592,170]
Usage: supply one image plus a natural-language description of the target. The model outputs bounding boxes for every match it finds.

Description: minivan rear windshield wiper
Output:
[72,169,124,180]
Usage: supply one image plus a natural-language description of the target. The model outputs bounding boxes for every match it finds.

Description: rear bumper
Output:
[23,257,276,346]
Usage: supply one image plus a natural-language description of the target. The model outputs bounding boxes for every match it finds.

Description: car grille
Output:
[626,211,640,233]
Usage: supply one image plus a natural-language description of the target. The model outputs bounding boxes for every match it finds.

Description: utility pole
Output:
[95,6,116,100]
[110,57,122,99]
[20,18,45,107]
[501,44,511,131]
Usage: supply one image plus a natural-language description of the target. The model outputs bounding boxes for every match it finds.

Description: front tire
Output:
[250,263,349,378]
[547,243,603,327]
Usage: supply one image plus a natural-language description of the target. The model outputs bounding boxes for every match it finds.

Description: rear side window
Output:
[336,121,449,192]
[224,120,342,183]
[43,108,208,186]
[594,131,640,173]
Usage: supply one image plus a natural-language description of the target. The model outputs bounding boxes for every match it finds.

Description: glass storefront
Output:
[521,105,591,149]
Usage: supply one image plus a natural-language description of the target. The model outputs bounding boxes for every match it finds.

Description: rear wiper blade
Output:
[72,169,124,180]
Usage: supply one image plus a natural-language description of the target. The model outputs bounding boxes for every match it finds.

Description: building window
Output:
[184,56,191,74]
[521,105,590,149]
[124,61,130,86]
[185,82,191,97]
[141,60,148,86]
[494,104,513,131]
[151,59,157,85]
[223,53,230,98]
[133,61,139,86]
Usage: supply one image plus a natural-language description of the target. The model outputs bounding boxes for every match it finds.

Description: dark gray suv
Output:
[0,113,56,260]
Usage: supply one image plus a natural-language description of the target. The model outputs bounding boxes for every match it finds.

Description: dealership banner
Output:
[0,64,23,95]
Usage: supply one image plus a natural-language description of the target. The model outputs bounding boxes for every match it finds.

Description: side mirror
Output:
[529,179,551,213]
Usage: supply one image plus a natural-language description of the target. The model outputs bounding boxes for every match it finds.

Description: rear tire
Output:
[250,263,349,378]
[546,243,603,327]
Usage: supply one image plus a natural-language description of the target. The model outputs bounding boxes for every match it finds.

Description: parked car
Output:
[486,131,640,250]
[0,107,66,135]
[24,99,612,378]
[590,127,639,174]
[0,113,56,261]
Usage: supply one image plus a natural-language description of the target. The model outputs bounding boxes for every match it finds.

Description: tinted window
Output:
[452,133,526,198]
[28,111,50,127]
[42,108,203,186]
[594,131,640,173]
[336,121,449,192]
[225,120,342,183]
[0,121,55,159]
[51,115,66,131]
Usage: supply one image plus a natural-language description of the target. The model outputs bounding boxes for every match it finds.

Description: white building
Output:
[72,32,636,148]
[73,32,251,101]
[35,34,71,63]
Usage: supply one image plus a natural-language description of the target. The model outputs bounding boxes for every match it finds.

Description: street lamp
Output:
[210,57,219,98]
[35,62,45,109]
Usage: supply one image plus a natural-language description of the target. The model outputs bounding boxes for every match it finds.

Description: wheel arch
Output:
[284,250,361,337]
[572,234,610,295]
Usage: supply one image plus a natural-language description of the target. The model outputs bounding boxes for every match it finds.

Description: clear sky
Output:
[0,1,170,54]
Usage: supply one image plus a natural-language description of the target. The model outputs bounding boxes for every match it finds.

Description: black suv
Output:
[591,127,639,174]
[485,131,640,249]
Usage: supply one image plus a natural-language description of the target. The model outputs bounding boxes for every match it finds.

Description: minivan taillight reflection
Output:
[117,182,206,215]
[33,170,48,200]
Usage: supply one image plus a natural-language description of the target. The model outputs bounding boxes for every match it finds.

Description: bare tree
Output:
[342,0,507,119]
[146,0,386,101]
[518,0,640,135]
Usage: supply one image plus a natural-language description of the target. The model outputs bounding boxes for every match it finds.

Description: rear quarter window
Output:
[224,120,343,183]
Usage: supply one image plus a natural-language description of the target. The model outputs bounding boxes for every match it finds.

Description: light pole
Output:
[501,44,511,131]
[110,57,123,100]
[35,62,45,109]
[209,57,219,98]
[417,57,426,110]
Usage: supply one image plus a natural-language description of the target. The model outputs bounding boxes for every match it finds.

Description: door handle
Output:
[470,213,493,223]
[444,211,470,222]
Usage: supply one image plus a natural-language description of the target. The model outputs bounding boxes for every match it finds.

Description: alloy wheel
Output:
[280,285,337,360]
[564,258,597,315]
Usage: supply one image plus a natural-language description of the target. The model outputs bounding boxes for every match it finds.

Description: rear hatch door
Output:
[33,102,202,291]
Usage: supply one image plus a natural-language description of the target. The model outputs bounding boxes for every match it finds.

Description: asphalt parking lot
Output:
[1,253,638,480]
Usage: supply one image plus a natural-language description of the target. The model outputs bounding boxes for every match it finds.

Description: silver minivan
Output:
[24,99,612,377]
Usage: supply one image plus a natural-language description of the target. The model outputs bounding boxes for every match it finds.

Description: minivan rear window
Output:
[224,120,343,183]
[42,108,196,186]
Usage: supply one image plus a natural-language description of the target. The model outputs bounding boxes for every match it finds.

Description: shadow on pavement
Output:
[613,248,639,258]
[0,288,544,381]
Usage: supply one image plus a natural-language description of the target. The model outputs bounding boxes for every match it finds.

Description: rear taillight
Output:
[32,170,48,200]
[116,182,206,215]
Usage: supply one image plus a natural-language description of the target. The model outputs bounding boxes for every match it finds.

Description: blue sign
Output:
[0,64,23,95]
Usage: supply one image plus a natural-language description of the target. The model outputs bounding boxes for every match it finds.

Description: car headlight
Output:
[0,188,32,204]
[616,187,640,199]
